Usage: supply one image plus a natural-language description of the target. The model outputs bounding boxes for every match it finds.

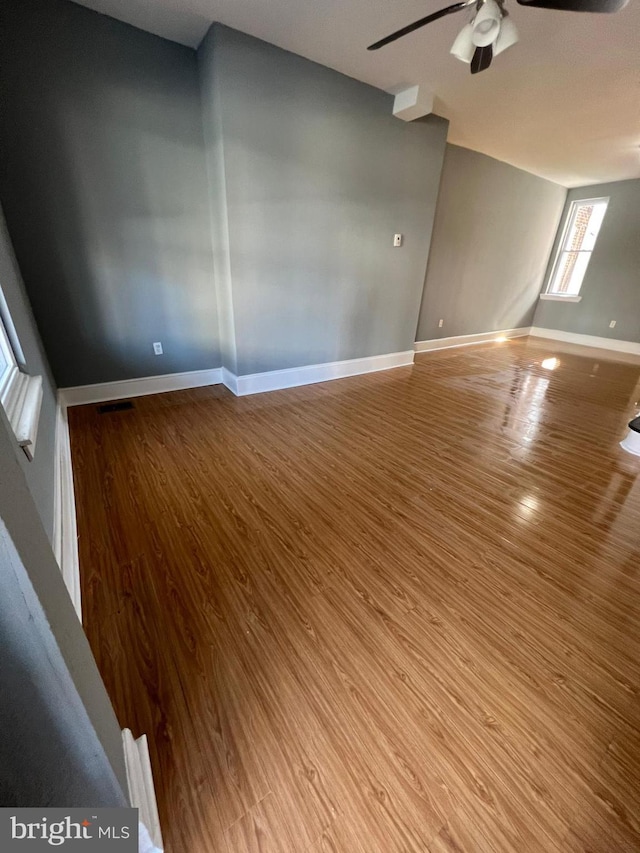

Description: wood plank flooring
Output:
[69,337,640,852]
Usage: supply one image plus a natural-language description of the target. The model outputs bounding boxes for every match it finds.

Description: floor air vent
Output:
[97,400,135,414]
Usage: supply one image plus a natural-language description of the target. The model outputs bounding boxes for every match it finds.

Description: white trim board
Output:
[59,355,415,405]
[538,294,582,303]
[52,402,81,621]
[529,327,640,356]
[122,729,163,851]
[225,350,415,396]
[59,368,223,408]
[415,327,531,353]
[221,367,238,396]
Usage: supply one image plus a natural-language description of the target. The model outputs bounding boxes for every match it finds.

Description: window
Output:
[543,197,609,301]
[0,297,43,460]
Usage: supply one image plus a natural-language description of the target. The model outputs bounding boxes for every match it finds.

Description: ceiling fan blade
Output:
[368,0,475,51]
[516,0,628,10]
[470,43,493,73]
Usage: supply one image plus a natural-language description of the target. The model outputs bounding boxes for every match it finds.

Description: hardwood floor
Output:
[69,337,640,853]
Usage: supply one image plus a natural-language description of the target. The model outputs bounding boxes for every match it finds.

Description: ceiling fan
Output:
[368,0,629,74]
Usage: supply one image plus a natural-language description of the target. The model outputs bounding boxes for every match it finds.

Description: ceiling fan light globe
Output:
[450,22,475,63]
[493,17,519,56]
[472,0,502,46]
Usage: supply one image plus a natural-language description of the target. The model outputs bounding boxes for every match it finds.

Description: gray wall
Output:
[199,25,449,376]
[0,408,128,805]
[0,520,127,807]
[417,144,566,342]
[0,0,219,387]
[3,8,450,385]
[533,179,640,342]
[0,206,57,541]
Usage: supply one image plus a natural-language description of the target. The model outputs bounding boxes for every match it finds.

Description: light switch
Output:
[393,234,403,247]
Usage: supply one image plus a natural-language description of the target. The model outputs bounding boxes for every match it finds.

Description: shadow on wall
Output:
[0,0,218,387]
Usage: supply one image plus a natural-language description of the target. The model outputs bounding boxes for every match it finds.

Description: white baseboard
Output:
[529,327,640,356]
[53,402,81,621]
[59,354,416,405]
[221,366,238,396]
[122,729,163,851]
[224,350,415,396]
[59,368,223,408]
[414,327,531,353]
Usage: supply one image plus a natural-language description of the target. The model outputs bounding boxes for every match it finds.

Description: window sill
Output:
[539,294,582,303]
[0,367,43,460]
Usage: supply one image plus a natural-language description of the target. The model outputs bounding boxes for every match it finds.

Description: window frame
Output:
[0,305,43,461]
[0,313,19,400]
[542,196,609,302]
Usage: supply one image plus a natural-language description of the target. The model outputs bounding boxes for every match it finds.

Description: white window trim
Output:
[539,293,582,303]
[0,315,43,460]
[543,196,609,302]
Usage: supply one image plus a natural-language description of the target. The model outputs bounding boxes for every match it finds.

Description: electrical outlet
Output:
[609,320,616,328]
[393,233,403,247]
[438,319,444,328]
[153,342,163,355]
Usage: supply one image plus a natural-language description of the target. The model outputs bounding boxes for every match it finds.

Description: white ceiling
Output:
[72,0,640,187]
